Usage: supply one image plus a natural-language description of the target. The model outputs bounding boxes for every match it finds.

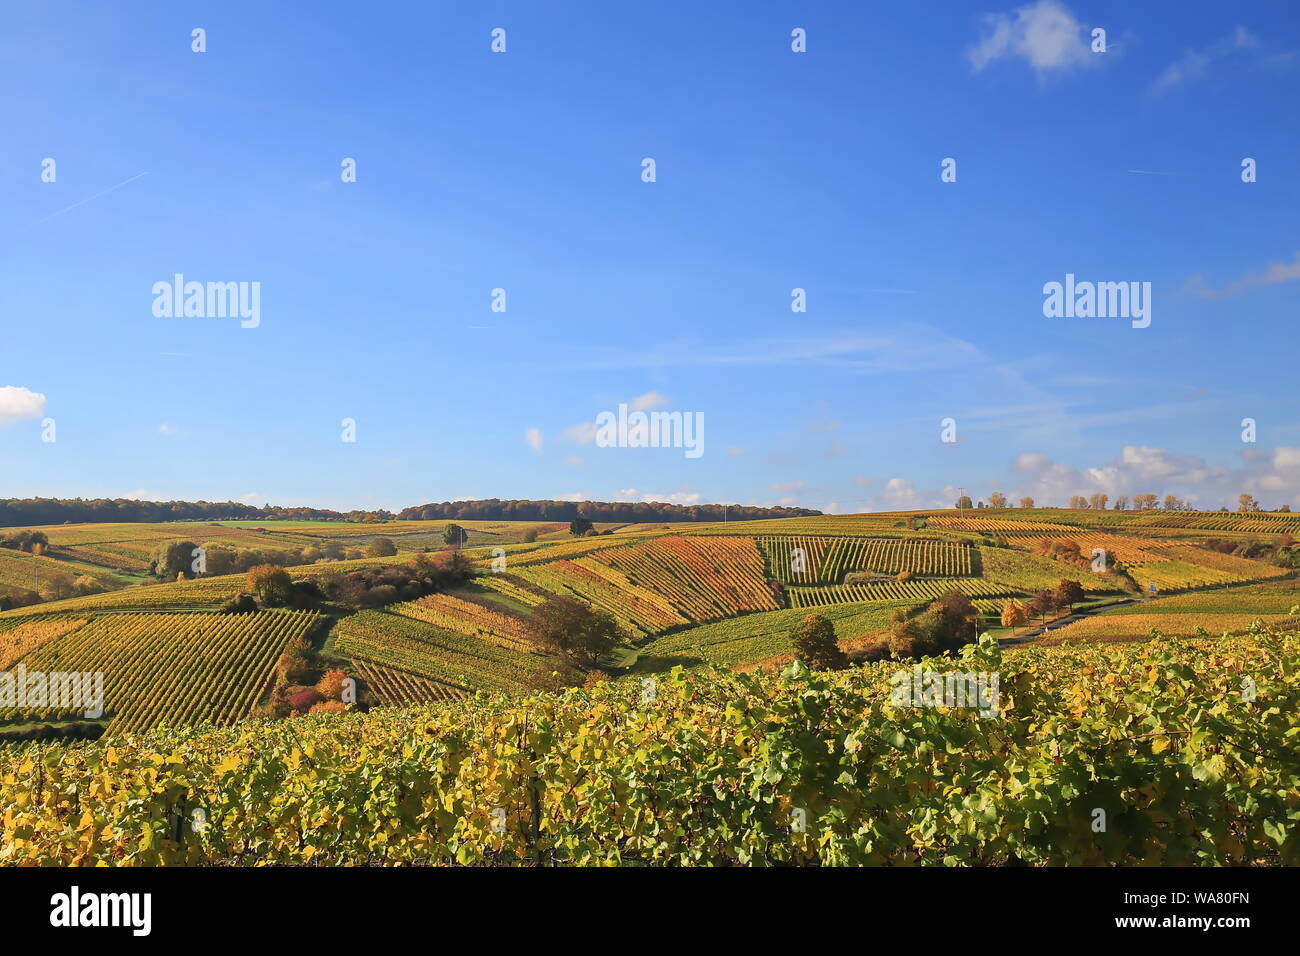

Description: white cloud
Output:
[967,0,1095,75]
[564,393,672,445]
[628,391,670,412]
[158,422,180,437]
[1004,444,1300,509]
[1152,26,1259,94]
[1012,452,1052,472]
[555,491,593,502]
[769,480,805,493]
[563,421,598,445]
[0,386,46,426]
[120,489,167,501]
[524,427,543,452]
[1183,251,1300,299]
[634,491,703,506]
[235,492,267,505]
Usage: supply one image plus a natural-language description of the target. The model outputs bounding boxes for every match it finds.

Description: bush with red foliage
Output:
[308,700,348,715]
[284,685,323,714]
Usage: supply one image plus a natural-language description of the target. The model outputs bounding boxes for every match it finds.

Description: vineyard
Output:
[787,577,1012,608]
[1099,579,1300,615]
[0,617,87,670]
[351,658,467,706]
[2,625,1295,865]
[586,536,778,622]
[331,609,570,696]
[0,610,318,733]
[0,509,1294,731]
[1035,613,1296,645]
[512,559,687,638]
[759,536,973,585]
[637,601,911,670]
[979,547,1118,594]
[394,593,535,650]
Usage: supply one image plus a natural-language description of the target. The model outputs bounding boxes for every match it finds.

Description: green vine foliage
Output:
[2,625,1296,866]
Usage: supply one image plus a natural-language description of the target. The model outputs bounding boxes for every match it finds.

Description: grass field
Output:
[634,601,917,671]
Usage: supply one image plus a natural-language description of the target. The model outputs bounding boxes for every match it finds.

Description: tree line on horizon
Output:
[396,499,821,523]
[0,496,821,529]
[954,492,1288,513]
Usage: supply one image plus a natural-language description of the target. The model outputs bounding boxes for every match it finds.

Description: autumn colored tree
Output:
[152,540,200,580]
[1000,600,1028,627]
[1053,579,1085,612]
[791,614,848,671]
[1019,497,1035,509]
[527,596,623,666]
[314,669,349,702]
[1238,493,1260,513]
[247,564,293,607]
[988,492,1007,509]
[1029,589,1057,622]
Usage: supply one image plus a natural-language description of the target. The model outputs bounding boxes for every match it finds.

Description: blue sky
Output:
[2,0,1298,513]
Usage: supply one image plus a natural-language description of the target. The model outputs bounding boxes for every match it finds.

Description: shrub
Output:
[366,537,398,558]
[583,670,612,690]
[316,669,350,701]
[277,638,318,685]
[220,593,259,614]
[791,614,848,671]
[308,700,348,715]
[285,686,323,713]
[288,579,322,610]
[365,584,399,607]
[888,631,918,658]
[848,640,891,664]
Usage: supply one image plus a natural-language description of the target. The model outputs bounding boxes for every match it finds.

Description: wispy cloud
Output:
[557,327,983,375]
[1183,251,1300,299]
[1151,26,1259,94]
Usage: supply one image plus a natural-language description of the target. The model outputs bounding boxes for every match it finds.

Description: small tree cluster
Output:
[526,596,624,666]
[320,550,474,609]
[886,591,979,660]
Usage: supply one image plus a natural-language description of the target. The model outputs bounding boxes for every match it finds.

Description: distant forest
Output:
[0,497,820,528]
[397,499,821,523]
